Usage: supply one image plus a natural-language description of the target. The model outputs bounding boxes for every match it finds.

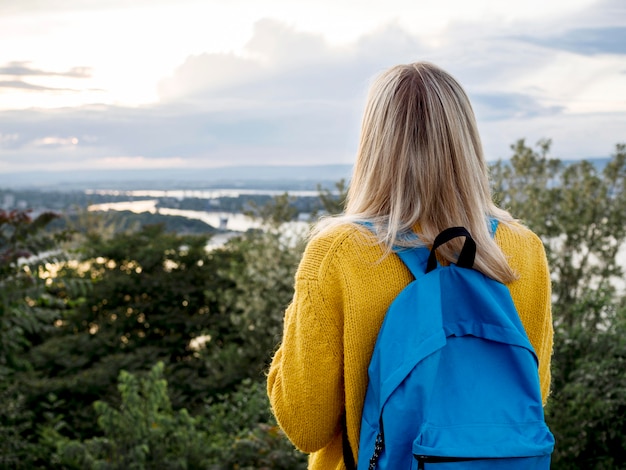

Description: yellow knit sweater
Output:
[267,222,553,470]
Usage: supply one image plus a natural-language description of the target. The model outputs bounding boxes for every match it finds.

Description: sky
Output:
[0,0,624,174]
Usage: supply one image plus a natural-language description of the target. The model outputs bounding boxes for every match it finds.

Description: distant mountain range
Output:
[0,157,611,191]
[0,164,354,191]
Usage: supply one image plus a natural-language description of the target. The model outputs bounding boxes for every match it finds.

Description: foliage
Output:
[21,224,237,441]
[314,178,348,217]
[53,209,217,238]
[491,140,626,467]
[212,228,303,377]
[491,140,626,328]
[0,383,38,468]
[201,378,307,469]
[0,209,85,468]
[89,209,217,235]
[208,193,306,394]
[44,362,213,469]
[0,209,72,376]
[545,308,626,469]
[243,192,299,227]
[40,363,307,470]
[16,205,303,461]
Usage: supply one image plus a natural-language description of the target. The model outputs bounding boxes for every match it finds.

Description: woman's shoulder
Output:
[310,221,374,247]
[495,221,549,280]
[495,221,545,254]
[298,222,381,280]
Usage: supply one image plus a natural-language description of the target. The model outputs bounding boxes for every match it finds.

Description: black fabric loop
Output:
[426,227,476,273]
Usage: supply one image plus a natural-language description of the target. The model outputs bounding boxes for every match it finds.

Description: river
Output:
[87,197,625,293]
[87,198,311,249]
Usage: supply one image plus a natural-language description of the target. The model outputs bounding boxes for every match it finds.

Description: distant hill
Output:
[0,157,611,191]
[0,164,354,191]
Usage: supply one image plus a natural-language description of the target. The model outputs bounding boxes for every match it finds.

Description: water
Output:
[87,198,311,244]
[88,199,262,232]
[88,198,625,294]
[85,188,321,199]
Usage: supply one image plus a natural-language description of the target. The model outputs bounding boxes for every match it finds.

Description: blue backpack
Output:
[350,224,554,469]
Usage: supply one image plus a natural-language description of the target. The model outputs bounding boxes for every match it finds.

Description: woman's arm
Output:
[498,224,554,403]
[267,238,345,452]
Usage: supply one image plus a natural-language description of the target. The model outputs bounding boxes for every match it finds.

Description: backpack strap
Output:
[356,220,498,279]
[424,219,499,273]
[425,227,476,273]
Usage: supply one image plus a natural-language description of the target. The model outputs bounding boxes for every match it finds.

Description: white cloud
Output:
[508,52,626,114]
[158,52,264,102]
[34,136,79,147]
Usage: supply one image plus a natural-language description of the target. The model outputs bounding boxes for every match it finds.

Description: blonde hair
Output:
[315,62,517,283]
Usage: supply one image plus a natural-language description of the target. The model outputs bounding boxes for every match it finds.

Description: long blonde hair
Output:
[316,62,517,284]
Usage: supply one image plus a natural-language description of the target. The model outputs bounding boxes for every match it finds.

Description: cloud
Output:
[163,20,427,94]
[518,27,626,55]
[1,12,625,173]
[472,93,565,121]
[0,0,179,15]
[0,80,81,92]
[158,19,365,104]
[0,97,359,174]
[0,61,92,78]
[0,133,19,146]
[158,53,264,103]
[93,156,187,169]
[0,61,93,94]
[166,12,623,163]
[33,136,80,147]
[563,0,626,29]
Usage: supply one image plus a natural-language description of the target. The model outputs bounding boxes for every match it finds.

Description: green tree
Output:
[22,224,237,441]
[201,378,307,469]
[211,193,306,386]
[1,196,309,467]
[315,178,348,217]
[545,308,626,469]
[44,362,213,469]
[43,363,307,470]
[244,193,299,228]
[211,228,303,384]
[491,140,626,467]
[491,140,626,328]
[19,213,304,461]
[0,209,84,468]
[0,210,71,376]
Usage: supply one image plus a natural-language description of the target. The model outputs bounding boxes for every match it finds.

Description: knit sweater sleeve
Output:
[497,223,554,404]
[266,230,347,453]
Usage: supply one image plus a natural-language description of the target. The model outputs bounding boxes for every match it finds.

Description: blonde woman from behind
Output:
[267,62,553,469]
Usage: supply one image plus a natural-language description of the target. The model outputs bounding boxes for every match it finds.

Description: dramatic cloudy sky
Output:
[0,0,624,174]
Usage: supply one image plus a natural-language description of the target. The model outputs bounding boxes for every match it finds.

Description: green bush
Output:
[42,363,307,470]
[45,362,212,469]
[201,378,307,469]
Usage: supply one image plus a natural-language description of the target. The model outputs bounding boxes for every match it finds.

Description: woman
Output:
[267,62,553,469]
